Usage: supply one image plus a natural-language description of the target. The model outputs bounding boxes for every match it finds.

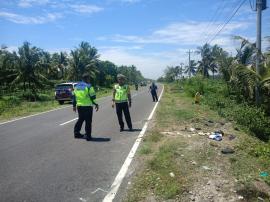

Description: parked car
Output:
[55,82,77,104]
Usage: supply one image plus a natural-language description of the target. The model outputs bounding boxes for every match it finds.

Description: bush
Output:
[21,90,38,101]
[2,95,21,106]
[37,93,52,101]
[183,78,270,141]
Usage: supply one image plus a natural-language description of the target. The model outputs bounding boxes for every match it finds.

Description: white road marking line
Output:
[91,188,108,194]
[0,95,112,126]
[59,118,78,126]
[102,85,164,202]
[0,106,71,126]
[79,197,88,202]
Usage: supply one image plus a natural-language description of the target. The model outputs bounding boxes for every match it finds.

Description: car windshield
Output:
[56,84,73,90]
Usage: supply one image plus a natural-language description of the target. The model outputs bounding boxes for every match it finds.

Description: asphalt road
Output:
[0,85,161,202]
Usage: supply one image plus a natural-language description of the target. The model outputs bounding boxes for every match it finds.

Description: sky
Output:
[0,0,270,79]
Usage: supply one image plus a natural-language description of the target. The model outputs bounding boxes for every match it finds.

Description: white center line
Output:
[0,106,71,126]
[59,118,78,126]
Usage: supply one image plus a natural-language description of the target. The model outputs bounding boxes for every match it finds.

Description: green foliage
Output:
[147,142,183,199]
[0,41,145,100]
[183,78,270,141]
[37,93,52,101]
[0,95,22,115]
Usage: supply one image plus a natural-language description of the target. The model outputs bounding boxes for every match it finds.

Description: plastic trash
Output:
[189,128,196,132]
[170,172,175,178]
[260,172,269,177]
[209,132,223,141]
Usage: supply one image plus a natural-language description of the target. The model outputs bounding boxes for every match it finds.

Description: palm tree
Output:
[51,52,68,79]
[12,42,48,93]
[234,36,256,66]
[69,50,80,81]
[78,41,99,80]
[68,42,100,81]
[196,43,213,78]
[185,60,197,77]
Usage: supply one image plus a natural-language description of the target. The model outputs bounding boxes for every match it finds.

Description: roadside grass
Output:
[125,83,270,202]
[0,88,112,121]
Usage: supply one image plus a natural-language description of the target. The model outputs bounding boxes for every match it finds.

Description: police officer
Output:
[149,82,158,102]
[112,74,133,132]
[73,73,99,141]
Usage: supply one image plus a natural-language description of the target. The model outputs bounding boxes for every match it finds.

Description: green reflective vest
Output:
[114,84,129,103]
[74,83,96,106]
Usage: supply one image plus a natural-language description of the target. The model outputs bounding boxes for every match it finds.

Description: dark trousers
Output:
[151,91,158,102]
[74,106,93,136]
[115,102,132,129]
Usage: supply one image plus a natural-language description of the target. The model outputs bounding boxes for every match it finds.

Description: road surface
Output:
[0,85,162,202]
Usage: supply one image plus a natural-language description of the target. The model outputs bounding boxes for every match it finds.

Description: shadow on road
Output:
[122,128,142,132]
[90,137,111,142]
[75,136,111,142]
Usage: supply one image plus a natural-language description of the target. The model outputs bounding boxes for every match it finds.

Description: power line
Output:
[204,0,240,44]
[249,0,256,11]
[203,0,227,42]
[207,0,248,44]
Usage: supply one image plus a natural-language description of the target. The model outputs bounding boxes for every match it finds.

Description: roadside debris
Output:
[260,171,269,177]
[202,166,212,171]
[189,128,196,132]
[209,131,223,141]
[228,134,236,141]
[191,161,197,165]
[170,172,175,178]
[221,147,235,154]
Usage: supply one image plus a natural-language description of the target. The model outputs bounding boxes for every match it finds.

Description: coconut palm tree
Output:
[185,60,197,78]
[51,52,68,79]
[196,43,214,78]
[11,42,48,92]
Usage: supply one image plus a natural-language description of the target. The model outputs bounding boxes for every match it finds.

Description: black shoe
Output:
[86,135,92,141]
[129,128,133,131]
[120,128,124,132]
[74,133,83,138]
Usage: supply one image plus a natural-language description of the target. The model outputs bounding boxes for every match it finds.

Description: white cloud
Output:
[69,4,104,14]
[99,46,189,79]
[0,11,62,24]
[106,21,251,46]
[18,0,50,8]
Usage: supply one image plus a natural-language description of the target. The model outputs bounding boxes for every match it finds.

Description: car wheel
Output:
[58,100,64,105]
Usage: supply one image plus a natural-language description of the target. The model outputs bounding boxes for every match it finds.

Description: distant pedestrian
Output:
[135,83,138,91]
[112,74,133,132]
[72,73,99,141]
[149,82,158,102]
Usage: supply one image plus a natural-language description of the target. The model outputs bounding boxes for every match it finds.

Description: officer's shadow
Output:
[122,129,142,132]
[89,137,111,142]
[77,136,111,142]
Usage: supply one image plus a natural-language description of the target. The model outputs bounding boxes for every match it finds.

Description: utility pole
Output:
[188,50,191,78]
[255,0,267,105]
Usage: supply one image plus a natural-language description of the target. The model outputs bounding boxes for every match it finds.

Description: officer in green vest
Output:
[112,74,133,132]
[73,73,99,141]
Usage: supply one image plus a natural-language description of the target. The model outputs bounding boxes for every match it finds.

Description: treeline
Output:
[159,36,270,111]
[0,41,144,95]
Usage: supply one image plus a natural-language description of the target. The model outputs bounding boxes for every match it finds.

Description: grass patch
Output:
[139,143,152,155]
[127,140,185,201]
[0,87,112,121]
[126,82,270,201]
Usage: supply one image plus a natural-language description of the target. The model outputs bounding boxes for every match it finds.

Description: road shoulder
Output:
[123,83,270,202]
